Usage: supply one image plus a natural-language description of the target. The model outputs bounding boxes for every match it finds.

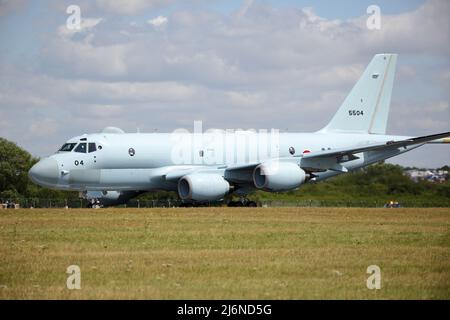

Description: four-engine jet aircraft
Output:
[29,54,449,206]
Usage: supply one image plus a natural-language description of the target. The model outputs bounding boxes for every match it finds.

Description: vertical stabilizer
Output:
[321,54,397,134]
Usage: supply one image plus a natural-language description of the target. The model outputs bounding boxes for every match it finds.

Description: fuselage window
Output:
[88,143,97,153]
[59,143,77,152]
[74,143,87,153]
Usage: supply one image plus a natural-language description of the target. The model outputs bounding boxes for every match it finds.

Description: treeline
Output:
[254,163,450,203]
[0,138,79,200]
[0,137,449,204]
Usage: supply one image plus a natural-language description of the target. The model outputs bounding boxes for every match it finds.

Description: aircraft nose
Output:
[28,158,60,186]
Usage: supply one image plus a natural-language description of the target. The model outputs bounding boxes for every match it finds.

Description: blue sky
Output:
[205,0,425,17]
[0,0,448,167]
[0,0,426,61]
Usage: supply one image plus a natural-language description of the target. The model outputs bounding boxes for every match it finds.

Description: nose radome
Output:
[28,158,59,186]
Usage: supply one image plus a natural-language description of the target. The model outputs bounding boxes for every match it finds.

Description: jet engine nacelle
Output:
[178,174,230,201]
[253,161,306,191]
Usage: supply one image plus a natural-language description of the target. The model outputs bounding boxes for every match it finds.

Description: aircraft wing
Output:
[302,131,450,160]
[301,131,450,172]
[163,166,229,181]
[163,167,199,181]
[162,131,449,182]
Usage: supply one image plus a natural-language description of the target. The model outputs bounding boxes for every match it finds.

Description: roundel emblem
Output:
[289,146,295,155]
[128,148,135,156]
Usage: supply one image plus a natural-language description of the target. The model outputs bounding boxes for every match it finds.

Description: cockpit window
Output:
[59,143,77,152]
[74,143,87,153]
[88,143,97,153]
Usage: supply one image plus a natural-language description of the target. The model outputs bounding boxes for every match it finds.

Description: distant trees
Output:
[256,163,450,203]
[0,138,36,199]
[440,166,450,181]
[348,163,423,195]
[0,138,78,200]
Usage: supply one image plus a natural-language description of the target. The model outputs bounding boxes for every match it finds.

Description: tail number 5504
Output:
[349,110,364,116]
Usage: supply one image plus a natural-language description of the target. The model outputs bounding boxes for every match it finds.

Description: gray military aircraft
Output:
[29,54,449,206]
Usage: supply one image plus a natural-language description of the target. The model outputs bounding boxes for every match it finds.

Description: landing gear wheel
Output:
[227,200,241,207]
[179,202,193,207]
[246,201,257,207]
[227,199,257,207]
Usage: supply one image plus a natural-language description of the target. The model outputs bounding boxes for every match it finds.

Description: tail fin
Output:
[321,54,397,134]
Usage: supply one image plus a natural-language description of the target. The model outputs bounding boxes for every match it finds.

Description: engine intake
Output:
[253,161,306,191]
[178,174,230,201]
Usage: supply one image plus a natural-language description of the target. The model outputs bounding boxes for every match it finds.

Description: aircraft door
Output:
[88,142,100,167]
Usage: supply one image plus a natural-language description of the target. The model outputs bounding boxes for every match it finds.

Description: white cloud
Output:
[225,91,266,109]
[0,0,449,167]
[147,15,168,28]
[95,0,169,15]
[57,18,103,39]
[424,101,448,113]
[30,119,59,137]
[398,65,417,79]
[236,0,254,18]
[353,0,450,55]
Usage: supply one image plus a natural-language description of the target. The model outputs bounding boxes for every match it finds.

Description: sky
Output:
[0,0,449,168]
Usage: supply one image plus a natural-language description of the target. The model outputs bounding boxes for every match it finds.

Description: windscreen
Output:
[88,143,96,153]
[58,143,77,152]
[74,143,87,153]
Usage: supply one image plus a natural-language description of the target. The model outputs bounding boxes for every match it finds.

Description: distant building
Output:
[405,169,448,183]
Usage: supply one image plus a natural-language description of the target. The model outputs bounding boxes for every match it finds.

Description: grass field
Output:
[0,207,449,299]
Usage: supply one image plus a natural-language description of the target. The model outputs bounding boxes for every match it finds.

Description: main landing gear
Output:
[227,198,257,207]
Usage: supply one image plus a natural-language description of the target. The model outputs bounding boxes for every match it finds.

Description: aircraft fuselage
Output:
[29,131,415,192]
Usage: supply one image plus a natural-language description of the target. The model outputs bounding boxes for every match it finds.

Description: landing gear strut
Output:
[227,198,257,207]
